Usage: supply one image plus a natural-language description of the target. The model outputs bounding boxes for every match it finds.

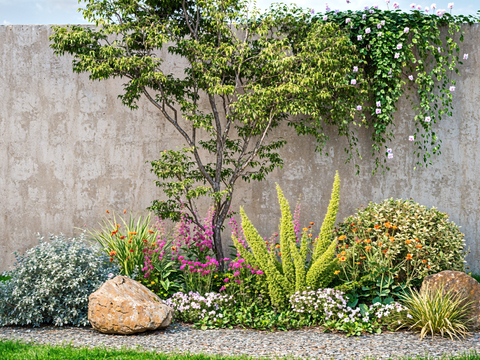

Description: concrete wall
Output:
[1,24,480,272]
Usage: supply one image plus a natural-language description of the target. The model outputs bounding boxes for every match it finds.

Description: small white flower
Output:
[387,148,393,154]
[425,116,431,122]
[409,135,414,141]
[464,54,469,60]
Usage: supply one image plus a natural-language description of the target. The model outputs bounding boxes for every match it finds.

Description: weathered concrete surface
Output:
[1,25,480,272]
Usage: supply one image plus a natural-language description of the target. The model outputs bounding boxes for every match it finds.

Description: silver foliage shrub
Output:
[0,232,118,327]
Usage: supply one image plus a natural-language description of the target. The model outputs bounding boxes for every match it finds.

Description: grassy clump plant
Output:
[395,285,473,340]
[232,171,340,308]
[88,211,163,277]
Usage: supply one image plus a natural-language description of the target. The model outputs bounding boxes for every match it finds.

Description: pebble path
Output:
[1,323,479,359]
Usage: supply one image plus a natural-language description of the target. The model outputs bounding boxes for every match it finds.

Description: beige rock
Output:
[421,270,480,328]
[88,275,174,334]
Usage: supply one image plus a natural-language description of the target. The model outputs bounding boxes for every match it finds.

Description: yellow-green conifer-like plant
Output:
[233,172,340,308]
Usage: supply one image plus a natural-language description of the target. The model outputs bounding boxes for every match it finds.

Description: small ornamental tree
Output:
[50,0,366,267]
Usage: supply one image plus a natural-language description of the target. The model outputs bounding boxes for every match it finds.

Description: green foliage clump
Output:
[334,198,466,304]
[0,233,118,327]
[395,285,473,340]
[88,212,159,277]
[233,172,340,308]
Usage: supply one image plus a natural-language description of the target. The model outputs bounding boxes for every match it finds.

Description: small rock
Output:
[88,275,173,334]
[421,270,480,328]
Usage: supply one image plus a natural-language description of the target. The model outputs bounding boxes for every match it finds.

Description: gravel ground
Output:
[1,323,479,359]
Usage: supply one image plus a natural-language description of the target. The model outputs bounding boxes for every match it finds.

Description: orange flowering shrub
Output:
[334,198,466,301]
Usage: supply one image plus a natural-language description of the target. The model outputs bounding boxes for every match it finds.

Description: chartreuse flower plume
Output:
[234,171,341,308]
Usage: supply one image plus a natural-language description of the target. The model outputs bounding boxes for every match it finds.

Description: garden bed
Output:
[1,324,480,360]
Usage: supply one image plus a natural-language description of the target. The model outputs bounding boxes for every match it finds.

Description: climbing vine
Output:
[269,3,479,173]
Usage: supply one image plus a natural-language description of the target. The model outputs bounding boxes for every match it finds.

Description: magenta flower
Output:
[409,136,414,141]
[464,54,469,60]
[353,66,358,72]
[351,79,357,85]
[357,105,363,111]
[224,278,229,282]
[408,75,414,81]
[376,108,382,114]
[347,0,351,3]
[449,86,456,92]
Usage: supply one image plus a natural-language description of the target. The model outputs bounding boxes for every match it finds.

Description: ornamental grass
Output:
[396,285,473,340]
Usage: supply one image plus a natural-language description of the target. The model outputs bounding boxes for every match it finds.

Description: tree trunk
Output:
[213,223,225,271]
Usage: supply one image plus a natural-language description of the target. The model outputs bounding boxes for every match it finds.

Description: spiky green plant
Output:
[233,172,340,307]
[396,285,474,340]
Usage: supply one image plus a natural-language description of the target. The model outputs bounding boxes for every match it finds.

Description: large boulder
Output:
[421,270,480,328]
[88,275,174,334]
